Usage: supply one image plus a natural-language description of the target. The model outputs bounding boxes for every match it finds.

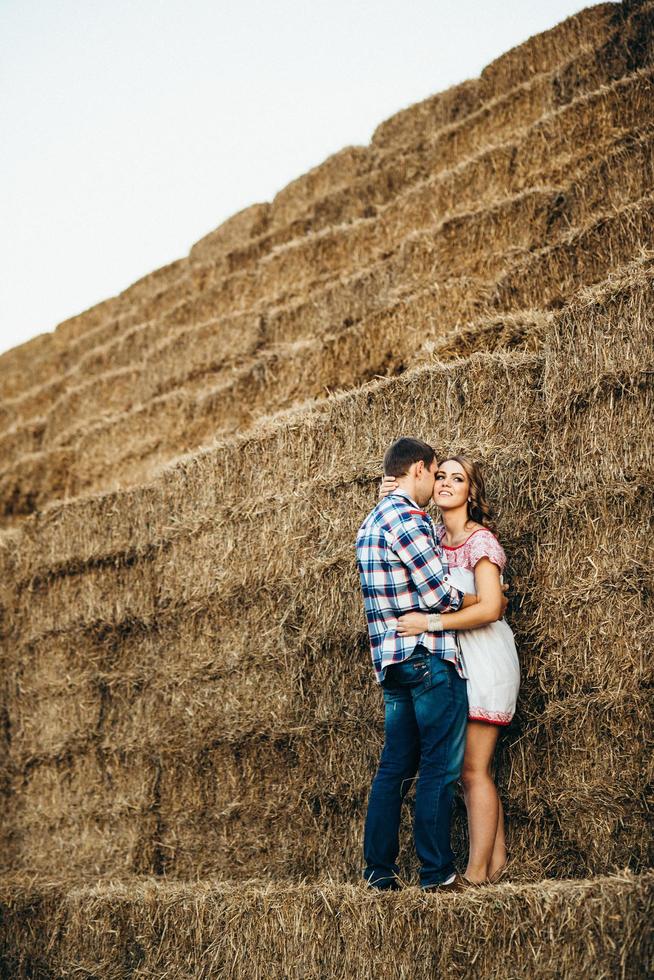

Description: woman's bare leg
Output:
[488,796,507,880]
[461,721,501,882]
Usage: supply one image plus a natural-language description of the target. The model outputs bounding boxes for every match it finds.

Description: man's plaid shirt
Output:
[356,489,465,684]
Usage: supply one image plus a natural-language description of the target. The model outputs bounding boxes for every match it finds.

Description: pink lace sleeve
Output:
[465,530,506,572]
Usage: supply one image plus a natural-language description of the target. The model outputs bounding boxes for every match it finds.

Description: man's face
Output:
[415,459,438,506]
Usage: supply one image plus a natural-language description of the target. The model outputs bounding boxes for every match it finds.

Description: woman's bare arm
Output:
[397,558,505,635]
[441,558,504,628]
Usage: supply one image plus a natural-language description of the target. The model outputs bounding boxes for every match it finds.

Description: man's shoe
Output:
[364,878,401,892]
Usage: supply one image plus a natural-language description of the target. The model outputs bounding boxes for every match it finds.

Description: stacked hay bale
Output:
[0,2,652,976]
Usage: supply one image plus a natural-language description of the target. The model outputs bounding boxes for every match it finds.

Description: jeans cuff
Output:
[420,865,456,888]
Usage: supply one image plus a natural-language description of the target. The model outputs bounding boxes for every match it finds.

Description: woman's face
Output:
[433,459,469,509]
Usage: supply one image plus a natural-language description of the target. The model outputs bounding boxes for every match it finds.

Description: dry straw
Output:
[3,248,649,588]
[0,871,651,979]
[0,67,651,455]
[372,4,620,151]
[0,2,651,413]
[3,127,654,494]
[2,191,653,517]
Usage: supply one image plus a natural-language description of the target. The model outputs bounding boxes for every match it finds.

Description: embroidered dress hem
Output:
[468,706,513,726]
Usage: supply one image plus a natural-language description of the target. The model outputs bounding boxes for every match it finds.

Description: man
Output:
[356,437,484,891]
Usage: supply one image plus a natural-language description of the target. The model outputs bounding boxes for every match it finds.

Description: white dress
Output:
[437,526,520,726]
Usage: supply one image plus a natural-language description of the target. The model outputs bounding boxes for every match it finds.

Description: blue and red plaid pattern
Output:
[356,489,465,684]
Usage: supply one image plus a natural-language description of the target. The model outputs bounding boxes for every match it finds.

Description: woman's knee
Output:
[461,762,491,791]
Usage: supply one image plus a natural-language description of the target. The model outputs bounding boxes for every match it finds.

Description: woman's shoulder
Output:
[468,525,498,542]
[438,523,489,546]
[466,527,506,570]
[466,523,488,538]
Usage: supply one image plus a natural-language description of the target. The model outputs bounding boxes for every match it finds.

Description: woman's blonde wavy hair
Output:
[436,454,496,532]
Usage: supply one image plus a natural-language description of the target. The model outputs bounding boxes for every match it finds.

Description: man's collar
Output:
[390,487,422,510]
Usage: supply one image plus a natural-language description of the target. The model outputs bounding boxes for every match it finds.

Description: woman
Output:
[379,454,520,885]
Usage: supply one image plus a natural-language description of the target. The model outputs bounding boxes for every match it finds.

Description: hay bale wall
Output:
[0,2,652,975]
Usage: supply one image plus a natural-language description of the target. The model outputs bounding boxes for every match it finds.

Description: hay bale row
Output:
[170,692,649,879]
[3,676,650,882]
[176,47,647,322]
[24,134,650,463]
[0,255,648,632]
[539,252,654,488]
[3,352,542,586]
[0,266,193,412]
[523,483,654,694]
[0,174,648,508]
[195,30,654,286]
[1,50,649,446]
[221,106,632,296]
[371,3,620,151]
[102,188,552,356]
[166,188,557,343]
[115,117,647,366]
[226,49,630,279]
[0,871,650,980]
[188,201,272,265]
[545,377,652,490]
[493,191,654,309]
[0,543,627,761]
[0,258,189,404]
[58,308,546,457]
[55,259,189,348]
[263,146,373,236]
[63,65,654,373]
[5,469,648,765]
[0,302,262,441]
[3,242,649,589]
[3,473,649,878]
[2,113,651,472]
[4,443,537,641]
[3,179,651,529]
[543,251,654,408]
[0,5,647,411]
[193,1,653,276]
[232,188,648,356]
[0,334,57,402]
[207,123,627,311]
[232,2,626,238]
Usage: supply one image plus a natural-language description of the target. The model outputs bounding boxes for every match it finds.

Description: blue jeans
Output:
[363,646,468,889]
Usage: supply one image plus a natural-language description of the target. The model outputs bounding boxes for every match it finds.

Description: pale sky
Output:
[0,0,607,357]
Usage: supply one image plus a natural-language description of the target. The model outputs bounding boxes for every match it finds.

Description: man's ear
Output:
[414,459,424,478]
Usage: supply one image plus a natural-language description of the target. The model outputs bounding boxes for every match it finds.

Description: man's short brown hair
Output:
[383,437,436,477]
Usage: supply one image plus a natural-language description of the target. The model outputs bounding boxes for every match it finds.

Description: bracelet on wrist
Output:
[427,613,443,632]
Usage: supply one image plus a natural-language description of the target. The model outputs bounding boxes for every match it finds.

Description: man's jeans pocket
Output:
[383,651,430,689]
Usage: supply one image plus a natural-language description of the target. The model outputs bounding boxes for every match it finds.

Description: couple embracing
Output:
[355,437,520,892]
